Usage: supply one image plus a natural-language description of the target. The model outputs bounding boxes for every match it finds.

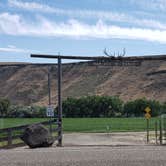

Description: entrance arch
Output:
[31,54,166,146]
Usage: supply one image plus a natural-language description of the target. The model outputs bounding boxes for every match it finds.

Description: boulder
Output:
[20,123,55,148]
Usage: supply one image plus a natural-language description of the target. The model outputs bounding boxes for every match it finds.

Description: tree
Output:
[123,98,162,117]
[0,98,10,117]
[62,95,123,118]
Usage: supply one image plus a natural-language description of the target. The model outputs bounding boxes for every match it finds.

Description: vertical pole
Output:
[48,67,52,133]
[164,117,166,144]
[159,119,162,145]
[147,119,149,143]
[155,120,158,144]
[48,67,51,106]
[7,128,12,147]
[57,56,62,146]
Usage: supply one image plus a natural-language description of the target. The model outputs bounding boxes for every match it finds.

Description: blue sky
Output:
[0,0,166,63]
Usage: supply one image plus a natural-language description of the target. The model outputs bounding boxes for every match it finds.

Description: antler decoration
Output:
[103,48,126,58]
[103,48,114,57]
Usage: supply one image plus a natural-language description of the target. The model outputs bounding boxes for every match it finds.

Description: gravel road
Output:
[0,145,165,166]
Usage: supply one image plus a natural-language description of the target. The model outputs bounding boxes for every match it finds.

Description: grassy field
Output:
[0,118,157,132]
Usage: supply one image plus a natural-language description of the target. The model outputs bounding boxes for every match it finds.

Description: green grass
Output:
[0,118,49,129]
[63,118,157,132]
[0,117,158,147]
[0,117,157,132]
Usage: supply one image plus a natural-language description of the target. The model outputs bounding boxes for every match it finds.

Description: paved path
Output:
[63,132,147,146]
[0,145,165,166]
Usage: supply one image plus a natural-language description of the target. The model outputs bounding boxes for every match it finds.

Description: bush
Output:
[123,98,163,117]
[62,95,123,118]
[3,96,165,118]
[7,105,47,118]
[0,98,10,117]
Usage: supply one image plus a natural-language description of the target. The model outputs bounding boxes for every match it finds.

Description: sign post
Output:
[46,105,54,133]
[144,107,151,143]
[47,67,53,132]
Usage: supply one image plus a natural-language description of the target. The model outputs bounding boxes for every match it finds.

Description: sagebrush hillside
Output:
[0,56,165,106]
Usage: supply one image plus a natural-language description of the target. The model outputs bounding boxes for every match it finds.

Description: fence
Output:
[158,115,166,145]
[0,119,60,148]
[151,115,166,145]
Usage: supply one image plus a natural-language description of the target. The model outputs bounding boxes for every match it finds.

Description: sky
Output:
[0,0,166,63]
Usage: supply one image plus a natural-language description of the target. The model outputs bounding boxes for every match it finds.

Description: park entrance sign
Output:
[30,53,166,146]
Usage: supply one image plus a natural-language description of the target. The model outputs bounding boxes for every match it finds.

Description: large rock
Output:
[20,123,55,148]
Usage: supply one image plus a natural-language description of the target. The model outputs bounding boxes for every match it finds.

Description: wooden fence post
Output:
[7,128,12,147]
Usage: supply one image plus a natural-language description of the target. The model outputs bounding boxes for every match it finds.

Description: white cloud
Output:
[0,45,32,53]
[8,0,127,20]
[1,12,166,43]
[8,0,55,12]
[8,0,166,30]
[130,0,166,11]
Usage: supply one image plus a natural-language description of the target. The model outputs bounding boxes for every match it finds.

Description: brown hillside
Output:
[0,56,165,106]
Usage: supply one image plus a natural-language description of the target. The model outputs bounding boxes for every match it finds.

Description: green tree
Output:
[123,98,162,117]
[0,98,10,117]
[62,95,123,118]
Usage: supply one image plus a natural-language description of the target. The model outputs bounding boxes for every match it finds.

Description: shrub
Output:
[0,98,10,117]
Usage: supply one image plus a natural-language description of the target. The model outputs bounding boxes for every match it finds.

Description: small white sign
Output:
[46,105,54,117]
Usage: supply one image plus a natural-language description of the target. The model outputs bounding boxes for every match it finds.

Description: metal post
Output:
[48,67,52,133]
[48,67,51,106]
[164,116,166,144]
[7,128,12,147]
[155,120,158,144]
[57,56,62,146]
[147,119,149,143]
[159,119,162,145]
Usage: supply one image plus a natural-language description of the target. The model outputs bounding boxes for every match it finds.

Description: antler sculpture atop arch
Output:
[103,48,126,58]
